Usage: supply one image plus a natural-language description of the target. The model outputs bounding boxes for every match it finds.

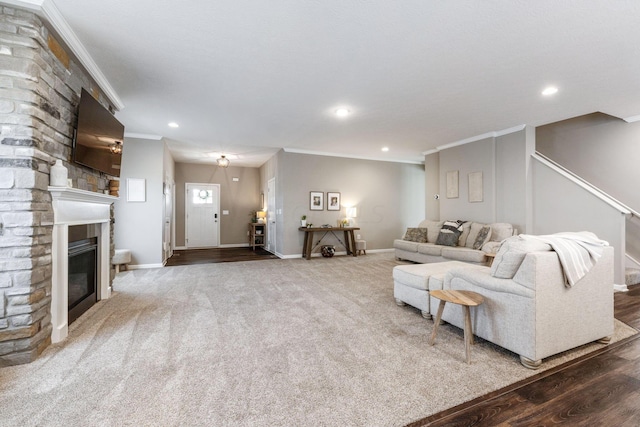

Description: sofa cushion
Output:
[465,222,486,248]
[394,239,420,252]
[458,221,472,246]
[394,261,470,291]
[490,236,553,279]
[417,243,443,256]
[489,222,514,242]
[441,246,487,263]
[472,225,492,249]
[403,227,429,243]
[418,220,444,243]
[435,220,464,246]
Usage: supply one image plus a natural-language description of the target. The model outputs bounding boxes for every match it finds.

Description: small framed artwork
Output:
[468,171,483,202]
[310,191,324,210]
[327,192,341,211]
[446,170,459,199]
[127,178,146,202]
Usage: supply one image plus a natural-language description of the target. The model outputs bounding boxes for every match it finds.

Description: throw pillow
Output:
[490,236,552,279]
[457,221,472,246]
[436,220,464,247]
[473,226,492,250]
[465,222,486,248]
[403,227,428,243]
[435,229,459,246]
[489,223,514,242]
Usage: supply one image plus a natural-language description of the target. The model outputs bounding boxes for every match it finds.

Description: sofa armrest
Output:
[444,267,534,298]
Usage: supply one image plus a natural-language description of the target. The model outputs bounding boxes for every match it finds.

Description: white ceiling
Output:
[15,0,640,167]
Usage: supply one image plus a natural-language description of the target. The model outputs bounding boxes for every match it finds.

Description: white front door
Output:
[186,183,220,248]
[267,178,276,253]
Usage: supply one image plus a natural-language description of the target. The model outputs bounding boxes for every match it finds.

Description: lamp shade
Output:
[346,207,357,218]
[256,210,266,219]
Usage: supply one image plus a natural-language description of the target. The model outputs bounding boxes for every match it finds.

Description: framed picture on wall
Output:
[468,171,483,202]
[327,192,341,211]
[310,191,324,210]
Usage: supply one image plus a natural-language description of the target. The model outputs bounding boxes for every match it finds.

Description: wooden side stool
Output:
[429,289,484,364]
[355,239,366,255]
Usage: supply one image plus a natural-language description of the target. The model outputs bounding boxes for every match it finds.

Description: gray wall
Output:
[114,137,165,267]
[532,159,626,283]
[424,152,440,220]
[261,152,425,257]
[536,112,640,213]
[429,129,529,232]
[537,112,640,264]
[174,163,260,247]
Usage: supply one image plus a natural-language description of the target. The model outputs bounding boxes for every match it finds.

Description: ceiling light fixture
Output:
[541,86,558,96]
[109,140,123,154]
[217,155,230,168]
[335,108,350,117]
[168,122,179,128]
[382,147,389,152]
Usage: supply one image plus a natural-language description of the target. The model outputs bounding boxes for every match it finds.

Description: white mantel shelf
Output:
[48,186,119,204]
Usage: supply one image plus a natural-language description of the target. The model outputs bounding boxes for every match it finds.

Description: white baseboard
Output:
[614,283,629,292]
[128,263,164,270]
[280,248,394,259]
[174,246,187,250]
[219,243,250,248]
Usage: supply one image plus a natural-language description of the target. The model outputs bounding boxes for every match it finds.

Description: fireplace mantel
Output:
[49,186,118,343]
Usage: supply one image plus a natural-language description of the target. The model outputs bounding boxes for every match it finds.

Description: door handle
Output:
[215,213,218,219]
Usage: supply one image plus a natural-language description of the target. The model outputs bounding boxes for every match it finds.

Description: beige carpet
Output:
[0,253,635,426]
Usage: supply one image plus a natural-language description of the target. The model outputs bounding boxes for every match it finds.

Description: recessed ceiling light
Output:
[382,147,389,152]
[335,108,350,117]
[168,122,179,128]
[541,86,558,96]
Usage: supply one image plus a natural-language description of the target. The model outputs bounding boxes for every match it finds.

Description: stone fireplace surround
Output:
[49,186,116,343]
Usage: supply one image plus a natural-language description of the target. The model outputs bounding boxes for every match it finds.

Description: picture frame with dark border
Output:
[310,191,324,210]
[327,192,341,211]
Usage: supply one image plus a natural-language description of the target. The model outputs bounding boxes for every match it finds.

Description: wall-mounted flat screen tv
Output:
[72,88,125,177]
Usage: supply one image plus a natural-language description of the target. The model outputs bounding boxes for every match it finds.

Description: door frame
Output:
[267,177,276,254]
[185,182,221,248]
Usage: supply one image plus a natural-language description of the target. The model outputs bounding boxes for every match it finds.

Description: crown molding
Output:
[421,124,526,156]
[3,0,124,111]
[282,148,424,165]
[124,133,163,141]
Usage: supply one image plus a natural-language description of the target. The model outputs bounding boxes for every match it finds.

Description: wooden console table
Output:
[298,226,360,260]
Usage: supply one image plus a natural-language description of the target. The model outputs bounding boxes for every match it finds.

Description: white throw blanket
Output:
[521,232,609,287]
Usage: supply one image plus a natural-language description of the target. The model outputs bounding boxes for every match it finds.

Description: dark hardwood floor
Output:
[412,285,640,426]
[164,247,279,266]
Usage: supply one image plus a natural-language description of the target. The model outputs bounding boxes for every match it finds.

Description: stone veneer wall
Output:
[0,6,116,365]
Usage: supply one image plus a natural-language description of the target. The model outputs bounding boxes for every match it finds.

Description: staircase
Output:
[626,268,640,286]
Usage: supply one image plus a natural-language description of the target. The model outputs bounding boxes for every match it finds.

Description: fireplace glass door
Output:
[68,237,97,324]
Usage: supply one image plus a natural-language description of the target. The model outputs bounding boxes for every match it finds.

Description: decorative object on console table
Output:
[256,210,266,224]
[310,191,324,210]
[249,223,266,250]
[301,215,307,227]
[327,192,340,211]
[321,245,335,257]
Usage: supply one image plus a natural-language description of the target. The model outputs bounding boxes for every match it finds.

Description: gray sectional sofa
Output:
[432,241,615,368]
[394,220,515,265]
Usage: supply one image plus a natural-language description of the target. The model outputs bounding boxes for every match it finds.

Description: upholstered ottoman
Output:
[393,261,471,319]
[112,249,131,273]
